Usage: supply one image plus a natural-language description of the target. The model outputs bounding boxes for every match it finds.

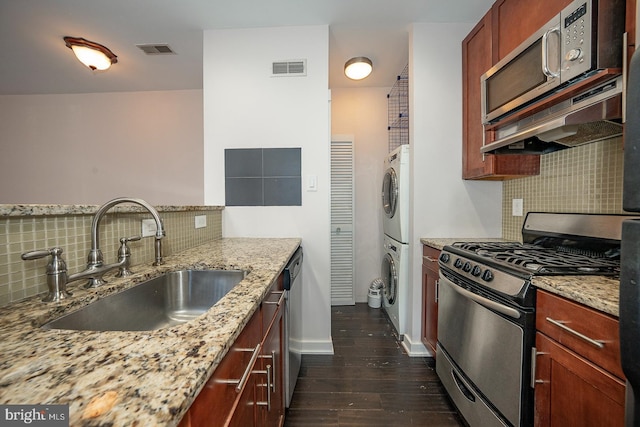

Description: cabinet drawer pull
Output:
[217,344,262,392]
[530,347,549,388]
[259,350,277,392]
[424,256,438,262]
[271,350,276,392]
[545,317,605,349]
[255,365,272,411]
[263,291,286,306]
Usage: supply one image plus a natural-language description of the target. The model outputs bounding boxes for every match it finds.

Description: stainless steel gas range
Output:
[435,213,633,427]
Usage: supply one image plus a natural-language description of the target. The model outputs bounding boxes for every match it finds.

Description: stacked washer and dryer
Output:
[381,144,410,337]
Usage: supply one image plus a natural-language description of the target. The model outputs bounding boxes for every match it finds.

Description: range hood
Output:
[481,76,624,155]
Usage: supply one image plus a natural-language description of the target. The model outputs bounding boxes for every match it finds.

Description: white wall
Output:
[0,90,204,205]
[203,25,333,354]
[406,23,503,355]
[331,87,390,302]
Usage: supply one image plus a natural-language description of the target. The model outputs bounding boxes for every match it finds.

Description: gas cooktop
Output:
[449,241,620,276]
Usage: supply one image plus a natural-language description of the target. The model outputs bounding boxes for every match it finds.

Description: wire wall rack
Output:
[387,64,409,152]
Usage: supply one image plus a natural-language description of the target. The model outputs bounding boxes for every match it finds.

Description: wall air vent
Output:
[272,59,306,77]
[136,44,176,55]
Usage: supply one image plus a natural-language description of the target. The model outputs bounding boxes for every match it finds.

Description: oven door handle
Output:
[440,276,521,319]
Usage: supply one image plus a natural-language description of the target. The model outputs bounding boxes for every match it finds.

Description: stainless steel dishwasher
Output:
[283,246,303,408]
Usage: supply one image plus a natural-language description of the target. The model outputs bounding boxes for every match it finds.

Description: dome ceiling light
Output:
[64,36,117,71]
[344,57,373,80]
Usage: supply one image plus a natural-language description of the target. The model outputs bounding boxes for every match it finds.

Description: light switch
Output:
[307,175,317,192]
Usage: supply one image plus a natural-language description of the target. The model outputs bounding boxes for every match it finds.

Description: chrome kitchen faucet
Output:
[83,197,165,287]
[21,197,165,302]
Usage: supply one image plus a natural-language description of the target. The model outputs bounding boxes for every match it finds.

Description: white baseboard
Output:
[401,333,432,357]
[297,336,429,357]
[299,339,335,355]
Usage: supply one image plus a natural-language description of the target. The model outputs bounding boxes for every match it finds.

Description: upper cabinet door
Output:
[462,9,541,180]
[491,0,574,63]
[462,11,493,179]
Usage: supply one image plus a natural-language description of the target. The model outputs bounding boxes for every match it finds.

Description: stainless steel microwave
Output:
[481,0,625,124]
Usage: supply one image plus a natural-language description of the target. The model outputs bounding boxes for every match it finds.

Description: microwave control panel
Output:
[561,1,591,81]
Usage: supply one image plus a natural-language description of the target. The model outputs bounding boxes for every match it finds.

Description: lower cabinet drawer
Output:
[188,310,261,427]
[536,290,623,379]
[423,245,440,271]
[261,275,284,337]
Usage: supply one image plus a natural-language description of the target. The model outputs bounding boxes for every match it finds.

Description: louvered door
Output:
[330,137,355,306]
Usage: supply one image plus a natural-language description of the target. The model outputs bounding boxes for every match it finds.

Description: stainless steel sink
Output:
[42,269,246,331]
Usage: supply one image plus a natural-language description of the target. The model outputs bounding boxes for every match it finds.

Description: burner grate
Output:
[491,249,619,272]
[450,241,620,275]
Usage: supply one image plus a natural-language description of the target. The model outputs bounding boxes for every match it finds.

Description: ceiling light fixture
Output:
[63,36,117,71]
[344,57,373,80]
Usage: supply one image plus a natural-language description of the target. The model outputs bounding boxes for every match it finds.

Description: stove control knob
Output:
[471,266,482,277]
[439,253,450,264]
[462,262,472,272]
[482,270,494,282]
[454,258,463,269]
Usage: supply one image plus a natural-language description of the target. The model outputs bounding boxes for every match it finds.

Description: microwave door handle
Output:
[542,26,560,78]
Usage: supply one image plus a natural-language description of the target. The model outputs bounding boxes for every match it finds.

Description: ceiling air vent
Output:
[136,44,176,55]
[272,59,306,77]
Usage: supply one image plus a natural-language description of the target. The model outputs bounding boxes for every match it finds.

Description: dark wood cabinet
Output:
[491,0,573,63]
[258,274,285,427]
[533,291,625,427]
[461,9,541,180]
[421,245,440,356]
[181,273,286,427]
[227,373,259,427]
[187,309,262,427]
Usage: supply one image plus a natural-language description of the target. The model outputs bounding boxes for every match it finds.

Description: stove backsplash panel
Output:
[503,137,625,241]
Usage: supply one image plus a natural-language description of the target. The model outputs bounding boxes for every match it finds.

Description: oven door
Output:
[436,273,526,426]
[481,15,561,123]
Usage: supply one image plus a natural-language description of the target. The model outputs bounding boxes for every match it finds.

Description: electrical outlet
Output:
[195,215,207,229]
[512,199,524,217]
[141,219,158,237]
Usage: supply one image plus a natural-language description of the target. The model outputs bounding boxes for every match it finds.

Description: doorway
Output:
[330,136,355,305]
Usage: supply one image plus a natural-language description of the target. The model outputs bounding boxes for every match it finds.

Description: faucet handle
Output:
[21,247,67,274]
[120,235,141,244]
[21,247,71,302]
[22,247,62,261]
[116,236,140,277]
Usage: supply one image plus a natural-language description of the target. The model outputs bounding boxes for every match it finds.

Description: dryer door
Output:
[381,252,398,305]
[382,168,398,219]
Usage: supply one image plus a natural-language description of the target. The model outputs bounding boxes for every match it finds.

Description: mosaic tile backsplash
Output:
[0,208,222,307]
[502,137,625,241]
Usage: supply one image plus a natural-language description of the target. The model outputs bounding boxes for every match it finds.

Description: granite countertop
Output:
[532,275,620,317]
[420,237,620,317]
[0,204,224,217]
[0,237,301,426]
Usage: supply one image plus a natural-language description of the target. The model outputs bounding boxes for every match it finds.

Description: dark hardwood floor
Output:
[284,304,464,426]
